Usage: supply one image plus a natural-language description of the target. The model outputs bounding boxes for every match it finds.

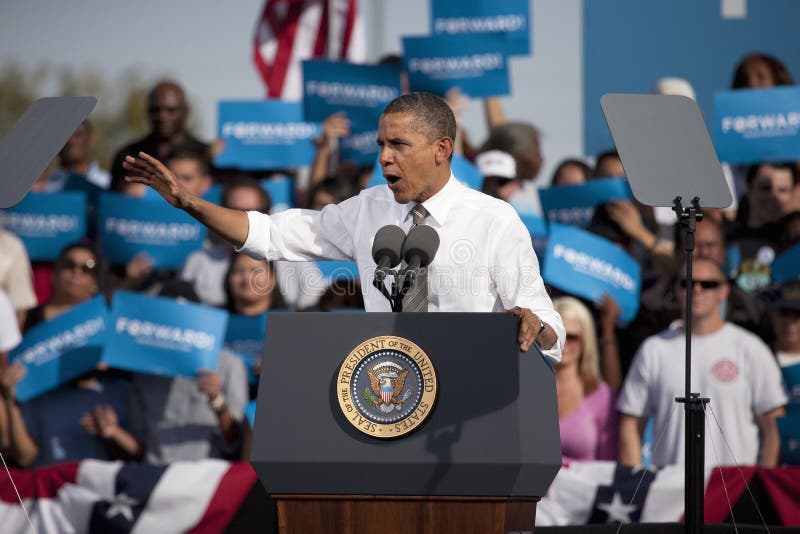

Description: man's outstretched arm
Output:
[123,152,250,247]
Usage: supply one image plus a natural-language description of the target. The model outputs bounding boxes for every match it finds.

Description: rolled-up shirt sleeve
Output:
[492,213,565,364]
[236,197,360,262]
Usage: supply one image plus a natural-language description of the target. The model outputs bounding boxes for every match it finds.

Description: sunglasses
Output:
[677,279,723,290]
[58,258,96,274]
[148,105,182,114]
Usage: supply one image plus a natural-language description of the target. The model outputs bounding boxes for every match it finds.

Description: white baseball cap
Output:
[475,150,517,180]
[653,77,696,101]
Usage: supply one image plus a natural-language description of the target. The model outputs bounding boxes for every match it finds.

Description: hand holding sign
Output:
[596,294,622,331]
[197,369,223,403]
[444,87,468,120]
[122,152,190,209]
[320,112,351,146]
[125,253,154,288]
[606,200,649,241]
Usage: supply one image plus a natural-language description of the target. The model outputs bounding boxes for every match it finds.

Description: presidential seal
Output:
[336,336,437,439]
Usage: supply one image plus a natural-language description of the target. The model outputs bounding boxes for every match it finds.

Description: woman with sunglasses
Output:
[1,244,135,467]
[23,243,99,333]
[553,297,619,462]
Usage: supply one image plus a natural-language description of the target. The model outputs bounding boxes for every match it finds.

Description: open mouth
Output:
[384,174,401,184]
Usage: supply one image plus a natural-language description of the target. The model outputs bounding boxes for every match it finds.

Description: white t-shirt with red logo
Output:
[618,322,787,468]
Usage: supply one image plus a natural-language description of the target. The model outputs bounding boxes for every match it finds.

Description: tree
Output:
[0,62,200,170]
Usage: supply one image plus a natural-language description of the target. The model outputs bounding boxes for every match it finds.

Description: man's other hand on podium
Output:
[508,306,557,353]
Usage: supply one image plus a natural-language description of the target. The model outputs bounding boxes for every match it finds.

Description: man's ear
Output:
[719,282,730,303]
[435,137,454,165]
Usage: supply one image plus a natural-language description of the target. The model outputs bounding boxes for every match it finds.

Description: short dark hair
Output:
[307,177,357,209]
[221,175,272,214]
[165,145,211,175]
[482,122,540,158]
[382,92,457,142]
[551,158,591,185]
[732,53,795,89]
[745,162,799,187]
[594,149,621,177]
[674,217,726,251]
[55,242,100,282]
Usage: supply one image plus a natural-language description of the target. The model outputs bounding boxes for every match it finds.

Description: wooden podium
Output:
[250,313,561,534]
[274,495,537,534]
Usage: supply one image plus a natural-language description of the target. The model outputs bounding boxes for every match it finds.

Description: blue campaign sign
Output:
[367,153,483,190]
[316,261,360,282]
[519,213,548,238]
[261,175,295,213]
[539,178,633,227]
[98,192,206,268]
[402,34,510,98]
[215,101,320,170]
[202,184,222,206]
[782,363,800,413]
[303,60,402,164]
[777,414,800,465]
[63,174,104,209]
[431,0,531,56]
[772,243,800,284]
[584,1,800,157]
[518,213,549,258]
[224,312,267,385]
[542,223,641,322]
[11,296,108,402]
[102,291,228,378]
[245,400,257,429]
[3,192,87,261]
[714,87,800,164]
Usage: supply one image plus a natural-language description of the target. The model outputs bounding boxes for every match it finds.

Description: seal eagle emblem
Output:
[336,335,438,438]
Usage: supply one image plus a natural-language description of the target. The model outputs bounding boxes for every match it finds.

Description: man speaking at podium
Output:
[123,92,564,363]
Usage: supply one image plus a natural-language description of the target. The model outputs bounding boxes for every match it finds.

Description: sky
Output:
[0,0,581,182]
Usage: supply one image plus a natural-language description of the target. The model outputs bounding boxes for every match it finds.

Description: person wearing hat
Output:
[476,149,519,203]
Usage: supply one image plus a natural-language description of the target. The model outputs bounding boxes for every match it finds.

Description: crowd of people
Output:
[0,51,798,477]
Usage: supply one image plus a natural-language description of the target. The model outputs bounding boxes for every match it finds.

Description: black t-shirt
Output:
[110,133,209,185]
[727,222,782,294]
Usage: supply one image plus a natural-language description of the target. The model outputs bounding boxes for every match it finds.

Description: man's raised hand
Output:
[122,152,189,209]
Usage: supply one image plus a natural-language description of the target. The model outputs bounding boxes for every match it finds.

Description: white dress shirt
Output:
[238,175,564,362]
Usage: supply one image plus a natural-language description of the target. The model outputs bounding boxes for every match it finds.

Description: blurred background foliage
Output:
[0,61,201,168]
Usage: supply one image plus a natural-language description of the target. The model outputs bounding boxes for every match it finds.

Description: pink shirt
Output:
[559,381,618,462]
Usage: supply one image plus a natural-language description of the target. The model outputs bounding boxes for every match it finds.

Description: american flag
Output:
[252,0,366,101]
[0,460,257,533]
[536,461,800,526]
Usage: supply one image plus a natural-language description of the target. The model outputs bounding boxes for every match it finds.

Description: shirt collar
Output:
[404,173,460,227]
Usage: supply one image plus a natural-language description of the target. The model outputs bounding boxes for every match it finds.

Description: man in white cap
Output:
[476,150,519,203]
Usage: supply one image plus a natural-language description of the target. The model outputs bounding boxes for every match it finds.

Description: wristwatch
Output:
[537,319,546,338]
[209,392,227,414]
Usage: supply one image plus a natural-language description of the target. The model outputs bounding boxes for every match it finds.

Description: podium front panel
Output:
[250,312,561,497]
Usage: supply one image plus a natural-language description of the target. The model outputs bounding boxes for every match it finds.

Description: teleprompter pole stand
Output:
[672,196,710,534]
[601,93,734,534]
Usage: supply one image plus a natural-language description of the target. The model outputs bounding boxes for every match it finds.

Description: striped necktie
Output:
[402,204,429,312]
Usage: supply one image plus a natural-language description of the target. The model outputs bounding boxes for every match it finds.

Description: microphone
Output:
[371,225,405,284]
[401,225,440,286]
